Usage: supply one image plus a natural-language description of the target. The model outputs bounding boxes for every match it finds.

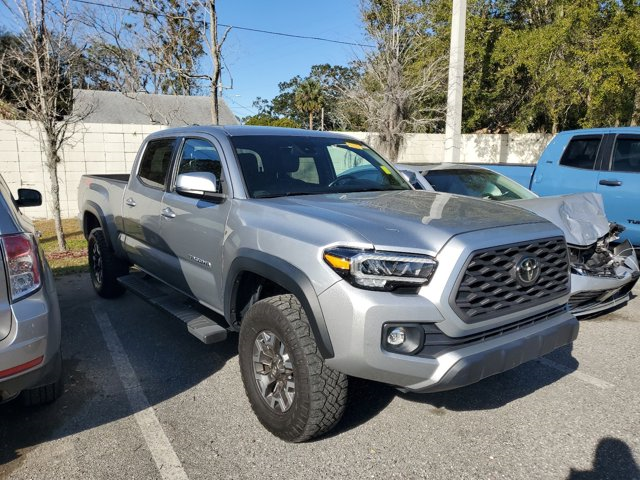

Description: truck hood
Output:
[266,190,548,254]
[507,192,610,246]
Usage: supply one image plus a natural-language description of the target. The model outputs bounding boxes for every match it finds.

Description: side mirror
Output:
[16,188,42,207]
[175,172,224,202]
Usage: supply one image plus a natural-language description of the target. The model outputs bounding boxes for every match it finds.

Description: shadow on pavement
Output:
[0,273,238,475]
[0,273,582,463]
[399,344,577,411]
[567,437,640,480]
[322,377,397,440]
[327,343,578,438]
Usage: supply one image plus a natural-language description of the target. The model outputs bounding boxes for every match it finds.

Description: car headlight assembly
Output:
[323,247,437,291]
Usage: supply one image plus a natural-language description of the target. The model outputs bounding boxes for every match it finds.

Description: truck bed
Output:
[78,173,130,250]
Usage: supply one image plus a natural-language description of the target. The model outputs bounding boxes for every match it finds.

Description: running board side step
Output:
[118,272,228,344]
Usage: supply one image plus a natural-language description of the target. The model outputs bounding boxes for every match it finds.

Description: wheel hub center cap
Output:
[271,357,284,375]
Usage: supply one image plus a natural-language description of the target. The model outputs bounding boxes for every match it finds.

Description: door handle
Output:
[125,198,137,207]
[599,179,622,187]
[161,207,176,219]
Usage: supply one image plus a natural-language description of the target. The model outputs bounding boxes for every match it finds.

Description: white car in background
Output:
[397,163,640,317]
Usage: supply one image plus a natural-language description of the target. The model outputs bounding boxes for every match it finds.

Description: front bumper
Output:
[568,240,640,316]
[569,271,639,317]
[410,312,578,392]
[320,280,578,393]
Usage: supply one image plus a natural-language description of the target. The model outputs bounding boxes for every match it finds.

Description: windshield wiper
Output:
[254,191,321,199]
[342,186,408,193]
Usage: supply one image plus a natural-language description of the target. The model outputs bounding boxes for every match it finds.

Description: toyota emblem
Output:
[515,256,540,286]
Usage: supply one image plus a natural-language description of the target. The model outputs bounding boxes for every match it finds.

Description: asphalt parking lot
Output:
[1,273,639,480]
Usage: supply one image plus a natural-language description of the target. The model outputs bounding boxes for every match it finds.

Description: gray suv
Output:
[0,175,62,405]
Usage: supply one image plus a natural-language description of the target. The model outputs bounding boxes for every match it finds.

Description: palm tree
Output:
[294,79,323,130]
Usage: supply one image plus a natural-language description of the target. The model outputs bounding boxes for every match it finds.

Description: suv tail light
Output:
[1,233,41,302]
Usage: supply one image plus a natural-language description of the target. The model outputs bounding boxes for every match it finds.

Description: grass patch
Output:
[34,218,88,276]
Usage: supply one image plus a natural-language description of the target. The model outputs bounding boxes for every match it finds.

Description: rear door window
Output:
[559,137,602,170]
[138,138,177,188]
[611,136,640,173]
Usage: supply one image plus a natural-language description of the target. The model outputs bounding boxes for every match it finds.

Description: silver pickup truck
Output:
[78,126,578,442]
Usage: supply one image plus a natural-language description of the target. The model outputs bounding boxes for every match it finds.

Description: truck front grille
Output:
[452,237,570,323]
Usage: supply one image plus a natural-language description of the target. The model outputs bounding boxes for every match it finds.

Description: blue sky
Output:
[216,0,368,117]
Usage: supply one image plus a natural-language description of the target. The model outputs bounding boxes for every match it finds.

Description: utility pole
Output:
[444,0,467,163]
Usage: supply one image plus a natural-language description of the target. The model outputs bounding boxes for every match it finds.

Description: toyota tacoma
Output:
[78,126,578,442]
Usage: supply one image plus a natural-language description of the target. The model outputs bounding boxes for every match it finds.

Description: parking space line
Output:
[537,357,615,389]
[92,305,189,480]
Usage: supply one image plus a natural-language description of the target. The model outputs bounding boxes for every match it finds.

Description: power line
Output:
[225,96,257,115]
[69,0,375,48]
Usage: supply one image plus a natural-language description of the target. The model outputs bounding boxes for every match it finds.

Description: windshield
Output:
[231,135,411,198]
[423,168,537,201]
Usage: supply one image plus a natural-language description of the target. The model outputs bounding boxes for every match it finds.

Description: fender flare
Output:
[225,250,335,359]
[83,201,109,244]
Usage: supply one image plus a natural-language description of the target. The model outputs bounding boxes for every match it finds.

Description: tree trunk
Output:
[388,133,401,163]
[209,0,220,125]
[309,112,313,130]
[210,77,218,125]
[213,90,219,125]
[44,132,66,252]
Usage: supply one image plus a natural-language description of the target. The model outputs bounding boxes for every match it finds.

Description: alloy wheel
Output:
[91,242,103,286]
[252,330,295,412]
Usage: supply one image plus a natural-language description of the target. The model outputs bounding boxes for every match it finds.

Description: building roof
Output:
[73,89,239,126]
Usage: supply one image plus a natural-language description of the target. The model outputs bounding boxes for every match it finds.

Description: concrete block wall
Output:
[0,121,166,218]
[0,121,552,219]
[346,131,552,165]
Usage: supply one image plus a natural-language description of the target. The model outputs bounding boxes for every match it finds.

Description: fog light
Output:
[382,324,424,355]
[387,327,406,346]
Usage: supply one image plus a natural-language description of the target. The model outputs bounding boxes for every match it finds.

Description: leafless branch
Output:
[335,0,447,161]
[0,0,92,250]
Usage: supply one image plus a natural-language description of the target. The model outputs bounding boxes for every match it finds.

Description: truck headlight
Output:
[323,247,437,291]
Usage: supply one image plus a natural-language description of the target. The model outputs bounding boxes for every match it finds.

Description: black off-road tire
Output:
[239,294,348,442]
[88,228,128,298]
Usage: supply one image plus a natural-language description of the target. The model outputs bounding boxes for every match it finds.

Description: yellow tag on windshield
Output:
[381,166,391,175]
[345,142,363,150]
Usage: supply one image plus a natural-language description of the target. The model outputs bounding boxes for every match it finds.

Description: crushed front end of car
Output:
[568,224,639,316]
[512,193,639,316]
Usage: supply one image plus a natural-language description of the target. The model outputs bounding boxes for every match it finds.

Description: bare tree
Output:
[336,0,447,161]
[85,0,230,124]
[127,0,205,95]
[1,0,91,251]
